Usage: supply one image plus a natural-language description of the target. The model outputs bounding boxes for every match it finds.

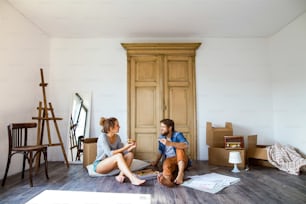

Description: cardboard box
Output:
[83,137,98,168]
[247,135,268,160]
[206,122,233,147]
[247,135,274,167]
[208,147,245,169]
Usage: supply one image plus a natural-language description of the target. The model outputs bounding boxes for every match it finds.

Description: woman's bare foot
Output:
[115,175,126,183]
[174,172,184,185]
[157,173,175,187]
[130,175,146,186]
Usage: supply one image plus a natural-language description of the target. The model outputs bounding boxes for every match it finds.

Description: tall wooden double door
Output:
[122,43,201,160]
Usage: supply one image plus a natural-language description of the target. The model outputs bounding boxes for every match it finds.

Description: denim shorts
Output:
[93,160,100,172]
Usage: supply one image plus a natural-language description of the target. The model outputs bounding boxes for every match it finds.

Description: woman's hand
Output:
[125,142,136,152]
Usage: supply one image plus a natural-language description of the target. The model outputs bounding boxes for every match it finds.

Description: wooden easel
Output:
[33,68,69,168]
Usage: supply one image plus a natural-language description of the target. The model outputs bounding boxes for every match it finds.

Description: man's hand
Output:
[159,138,188,149]
[158,138,170,146]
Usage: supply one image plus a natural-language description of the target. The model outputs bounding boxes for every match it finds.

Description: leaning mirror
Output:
[67,92,91,164]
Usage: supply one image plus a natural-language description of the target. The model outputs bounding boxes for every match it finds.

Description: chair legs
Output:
[31,148,49,185]
[1,155,12,186]
[43,148,49,180]
[2,149,49,187]
[28,151,34,187]
[22,153,27,179]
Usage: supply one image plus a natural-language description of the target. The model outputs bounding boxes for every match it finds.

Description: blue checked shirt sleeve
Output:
[158,135,165,154]
[174,132,189,145]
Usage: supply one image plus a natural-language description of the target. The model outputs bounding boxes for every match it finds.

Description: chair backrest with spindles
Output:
[8,123,37,150]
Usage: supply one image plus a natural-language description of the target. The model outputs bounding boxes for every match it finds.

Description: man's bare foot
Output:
[157,173,175,187]
[115,175,126,183]
[130,175,146,186]
[174,172,184,185]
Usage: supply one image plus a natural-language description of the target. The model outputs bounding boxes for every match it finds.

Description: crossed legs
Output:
[116,152,133,183]
[95,152,145,186]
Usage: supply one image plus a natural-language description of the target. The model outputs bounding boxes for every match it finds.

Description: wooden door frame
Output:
[122,43,201,160]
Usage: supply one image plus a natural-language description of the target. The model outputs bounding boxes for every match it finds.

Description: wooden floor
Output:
[1,161,305,204]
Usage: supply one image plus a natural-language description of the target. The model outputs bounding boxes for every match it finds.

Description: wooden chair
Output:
[1,123,49,187]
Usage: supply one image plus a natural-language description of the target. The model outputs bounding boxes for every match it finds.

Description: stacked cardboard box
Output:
[208,147,246,168]
[206,122,233,147]
[206,122,246,168]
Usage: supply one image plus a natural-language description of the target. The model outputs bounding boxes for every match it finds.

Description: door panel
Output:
[164,56,196,159]
[130,56,162,160]
[135,87,156,127]
[167,60,189,82]
[168,87,189,126]
[135,133,156,160]
[135,61,157,82]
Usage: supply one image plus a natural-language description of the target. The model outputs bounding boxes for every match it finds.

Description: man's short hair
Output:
[160,118,175,132]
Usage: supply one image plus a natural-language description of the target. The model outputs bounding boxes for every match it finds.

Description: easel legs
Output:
[33,68,69,169]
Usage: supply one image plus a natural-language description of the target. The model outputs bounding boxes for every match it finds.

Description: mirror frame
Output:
[67,92,91,164]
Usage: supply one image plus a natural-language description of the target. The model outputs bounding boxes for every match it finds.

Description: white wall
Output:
[197,38,273,159]
[48,38,127,160]
[49,37,273,161]
[0,0,49,177]
[269,12,306,155]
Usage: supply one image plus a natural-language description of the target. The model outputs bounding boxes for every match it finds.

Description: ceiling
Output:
[7,0,306,38]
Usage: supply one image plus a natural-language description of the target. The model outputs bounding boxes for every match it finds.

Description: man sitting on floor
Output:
[151,119,190,187]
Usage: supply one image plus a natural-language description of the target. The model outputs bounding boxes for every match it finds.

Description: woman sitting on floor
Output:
[92,117,146,186]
